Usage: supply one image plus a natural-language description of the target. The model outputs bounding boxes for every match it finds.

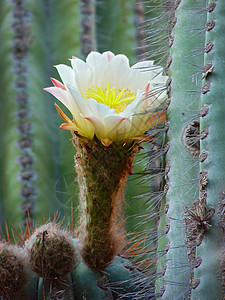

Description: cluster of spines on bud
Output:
[0,222,77,297]
[0,241,27,297]
[25,223,77,279]
[0,220,148,299]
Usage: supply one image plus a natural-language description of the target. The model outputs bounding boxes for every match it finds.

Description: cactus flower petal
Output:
[51,78,66,90]
[102,51,115,62]
[44,87,71,109]
[55,64,76,88]
[45,51,168,144]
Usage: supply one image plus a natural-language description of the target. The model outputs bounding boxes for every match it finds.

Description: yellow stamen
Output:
[83,82,136,113]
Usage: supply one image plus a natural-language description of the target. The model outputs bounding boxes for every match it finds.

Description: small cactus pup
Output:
[25,222,77,299]
[0,241,27,297]
[44,51,168,271]
[25,223,77,279]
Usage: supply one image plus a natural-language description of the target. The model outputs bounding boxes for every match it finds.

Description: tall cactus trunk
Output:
[154,0,225,299]
[158,0,205,297]
[0,0,83,232]
[0,0,24,227]
[192,1,225,298]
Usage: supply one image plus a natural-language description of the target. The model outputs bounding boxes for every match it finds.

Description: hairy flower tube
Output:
[44,51,168,146]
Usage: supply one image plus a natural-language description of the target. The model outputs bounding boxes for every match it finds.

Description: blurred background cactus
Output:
[0,0,225,299]
[0,0,148,233]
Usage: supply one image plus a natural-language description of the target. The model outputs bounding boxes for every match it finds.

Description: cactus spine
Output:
[1,0,225,299]
[192,1,225,298]
[155,0,225,299]
[0,1,149,298]
[73,135,140,269]
[158,0,206,297]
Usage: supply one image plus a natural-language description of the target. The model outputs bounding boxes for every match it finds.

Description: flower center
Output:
[83,82,136,113]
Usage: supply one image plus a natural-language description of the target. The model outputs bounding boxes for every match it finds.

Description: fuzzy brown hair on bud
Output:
[0,242,27,296]
[25,223,77,279]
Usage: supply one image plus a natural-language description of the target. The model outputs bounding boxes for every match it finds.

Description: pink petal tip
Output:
[51,78,66,90]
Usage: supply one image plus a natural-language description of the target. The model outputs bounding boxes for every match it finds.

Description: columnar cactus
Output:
[154,0,225,299]
[0,0,225,299]
[192,1,225,298]
[0,0,164,299]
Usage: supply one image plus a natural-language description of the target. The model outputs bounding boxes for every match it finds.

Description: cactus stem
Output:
[192,0,225,298]
[72,134,140,269]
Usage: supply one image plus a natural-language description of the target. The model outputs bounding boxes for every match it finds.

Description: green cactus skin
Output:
[0,237,145,300]
[153,0,225,298]
[2,0,225,298]
[155,0,207,298]
[96,0,136,64]
[0,0,84,231]
[0,0,28,228]
[70,240,142,299]
[133,0,147,61]
[192,1,225,299]
[26,0,59,224]
[0,0,145,233]
[26,0,83,224]
[38,252,146,300]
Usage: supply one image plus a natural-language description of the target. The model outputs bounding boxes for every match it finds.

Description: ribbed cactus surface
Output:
[1,0,225,299]
[0,0,143,234]
[154,0,225,299]
[0,0,154,299]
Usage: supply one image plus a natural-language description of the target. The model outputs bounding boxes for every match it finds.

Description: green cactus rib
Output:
[132,0,147,61]
[48,0,83,223]
[38,276,74,300]
[0,0,25,229]
[25,0,61,223]
[144,0,174,66]
[52,0,83,61]
[25,0,84,224]
[96,0,136,64]
[71,255,141,299]
[12,0,38,226]
[192,1,225,299]
[0,238,144,299]
[157,0,207,298]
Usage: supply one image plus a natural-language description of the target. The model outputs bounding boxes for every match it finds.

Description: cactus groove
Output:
[1,0,225,299]
[156,0,207,298]
[192,1,225,299]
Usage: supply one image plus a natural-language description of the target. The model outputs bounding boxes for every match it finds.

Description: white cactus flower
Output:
[44,51,168,146]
